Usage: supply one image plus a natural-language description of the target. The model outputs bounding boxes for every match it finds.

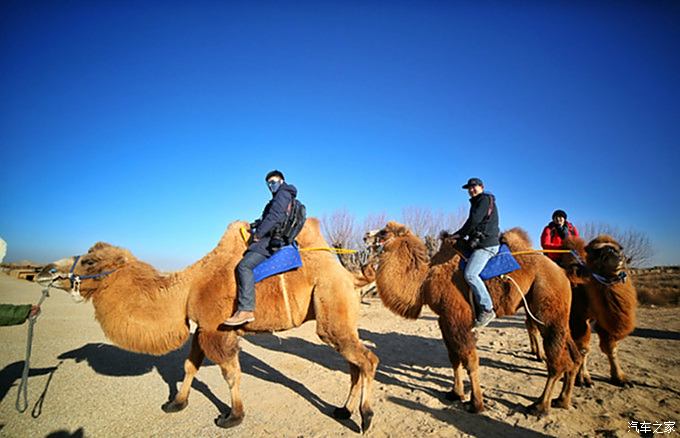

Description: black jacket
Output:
[249,182,298,256]
[454,192,500,248]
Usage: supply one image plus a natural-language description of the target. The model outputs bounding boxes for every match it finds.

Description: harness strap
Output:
[16,286,50,412]
[501,274,545,326]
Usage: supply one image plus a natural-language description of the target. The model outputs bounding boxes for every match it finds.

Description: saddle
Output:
[458,244,520,280]
[253,244,303,283]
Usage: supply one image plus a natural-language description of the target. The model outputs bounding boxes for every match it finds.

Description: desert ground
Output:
[0,273,678,437]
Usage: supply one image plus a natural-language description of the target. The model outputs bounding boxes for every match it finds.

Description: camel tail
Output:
[566,333,582,366]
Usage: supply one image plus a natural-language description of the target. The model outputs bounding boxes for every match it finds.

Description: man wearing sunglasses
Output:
[224,170,298,326]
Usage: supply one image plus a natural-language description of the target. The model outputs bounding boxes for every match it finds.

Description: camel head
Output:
[36,242,135,301]
[364,221,411,251]
[585,235,628,278]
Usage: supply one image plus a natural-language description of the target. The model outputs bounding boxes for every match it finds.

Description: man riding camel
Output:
[442,177,500,328]
[223,170,298,326]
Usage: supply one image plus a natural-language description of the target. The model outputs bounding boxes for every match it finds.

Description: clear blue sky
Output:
[1,1,678,270]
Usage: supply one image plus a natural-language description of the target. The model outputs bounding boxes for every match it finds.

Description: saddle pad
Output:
[459,244,521,280]
[253,245,303,283]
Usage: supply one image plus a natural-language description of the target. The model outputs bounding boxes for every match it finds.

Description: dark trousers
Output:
[236,250,267,312]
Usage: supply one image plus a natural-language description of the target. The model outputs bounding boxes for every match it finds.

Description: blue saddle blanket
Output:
[253,245,303,283]
[459,244,520,280]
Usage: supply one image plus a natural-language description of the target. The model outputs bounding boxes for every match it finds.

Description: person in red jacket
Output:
[541,209,579,262]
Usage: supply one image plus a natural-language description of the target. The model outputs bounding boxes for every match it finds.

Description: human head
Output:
[462,177,484,197]
[552,209,567,226]
[265,170,285,193]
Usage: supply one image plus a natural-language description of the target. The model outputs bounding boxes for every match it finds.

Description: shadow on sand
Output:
[0,361,59,404]
[57,339,354,431]
[389,395,552,437]
[631,327,680,341]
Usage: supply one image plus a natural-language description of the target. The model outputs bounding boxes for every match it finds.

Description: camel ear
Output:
[90,242,112,252]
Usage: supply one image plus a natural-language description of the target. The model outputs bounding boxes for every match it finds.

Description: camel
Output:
[528,235,637,387]
[365,221,581,415]
[37,219,379,432]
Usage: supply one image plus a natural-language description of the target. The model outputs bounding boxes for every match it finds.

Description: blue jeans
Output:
[464,245,500,313]
[236,250,267,312]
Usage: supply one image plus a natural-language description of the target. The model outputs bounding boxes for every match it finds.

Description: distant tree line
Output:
[320,209,655,270]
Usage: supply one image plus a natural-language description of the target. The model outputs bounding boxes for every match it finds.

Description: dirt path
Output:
[0,274,678,437]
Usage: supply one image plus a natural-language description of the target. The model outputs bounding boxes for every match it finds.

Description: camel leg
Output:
[598,331,631,388]
[215,353,245,428]
[333,338,378,433]
[526,317,545,362]
[438,317,465,401]
[462,349,484,413]
[572,321,592,388]
[162,331,204,413]
[552,368,578,409]
[333,363,361,420]
[529,324,572,415]
[528,372,560,416]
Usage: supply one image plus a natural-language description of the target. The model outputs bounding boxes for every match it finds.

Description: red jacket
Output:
[541,222,579,261]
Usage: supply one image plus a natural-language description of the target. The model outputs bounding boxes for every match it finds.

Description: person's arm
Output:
[570,223,579,238]
[0,304,33,326]
[454,195,490,237]
[255,189,293,239]
[541,226,562,250]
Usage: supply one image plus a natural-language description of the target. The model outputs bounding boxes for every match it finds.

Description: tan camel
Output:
[38,219,379,432]
[528,235,637,387]
[365,222,581,415]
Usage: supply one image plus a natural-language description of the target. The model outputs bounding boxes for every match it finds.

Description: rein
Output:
[16,282,52,412]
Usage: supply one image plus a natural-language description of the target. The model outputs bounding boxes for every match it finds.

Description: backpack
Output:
[274,198,307,246]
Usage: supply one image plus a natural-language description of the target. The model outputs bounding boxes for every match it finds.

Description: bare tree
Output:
[578,222,654,267]
[401,206,467,257]
[321,209,359,249]
[362,212,388,234]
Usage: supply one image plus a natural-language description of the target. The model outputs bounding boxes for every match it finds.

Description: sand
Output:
[0,273,678,437]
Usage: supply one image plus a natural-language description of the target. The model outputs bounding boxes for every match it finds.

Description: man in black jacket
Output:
[443,177,500,328]
[224,170,298,326]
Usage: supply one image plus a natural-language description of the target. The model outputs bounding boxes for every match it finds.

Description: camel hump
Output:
[500,227,533,252]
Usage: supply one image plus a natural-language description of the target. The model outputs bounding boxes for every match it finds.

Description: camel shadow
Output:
[58,340,350,430]
[631,327,680,341]
[0,361,58,403]
[58,342,227,413]
[388,395,552,437]
[249,330,455,399]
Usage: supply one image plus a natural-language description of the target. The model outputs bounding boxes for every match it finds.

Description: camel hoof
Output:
[526,402,549,417]
[215,413,243,428]
[611,377,633,388]
[360,409,374,433]
[445,390,463,402]
[333,406,352,420]
[551,398,571,409]
[465,401,484,413]
[161,399,188,413]
[575,376,593,388]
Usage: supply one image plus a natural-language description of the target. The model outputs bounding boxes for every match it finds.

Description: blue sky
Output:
[1,1,678,270]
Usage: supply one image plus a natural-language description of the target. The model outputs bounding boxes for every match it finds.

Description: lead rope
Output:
[501,274,545,326]
[16,284,51,412]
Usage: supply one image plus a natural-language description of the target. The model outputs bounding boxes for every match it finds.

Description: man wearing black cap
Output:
[224,170,298,326]
[541,210,579,263]
[443,177,500,328]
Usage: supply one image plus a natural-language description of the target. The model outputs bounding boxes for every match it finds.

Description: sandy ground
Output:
[0,273,678,437]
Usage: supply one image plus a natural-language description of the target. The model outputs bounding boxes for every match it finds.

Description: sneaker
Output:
[223,310,255,326]
[474,309,496,328]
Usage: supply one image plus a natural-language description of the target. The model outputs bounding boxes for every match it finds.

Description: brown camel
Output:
[365,221,581,415]
[528,235,637,387]
[37,219,379,432]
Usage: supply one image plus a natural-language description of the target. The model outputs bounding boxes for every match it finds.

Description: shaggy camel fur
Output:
[528,235,637,387]
[367,222,581,415]
[39,219,378,432]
